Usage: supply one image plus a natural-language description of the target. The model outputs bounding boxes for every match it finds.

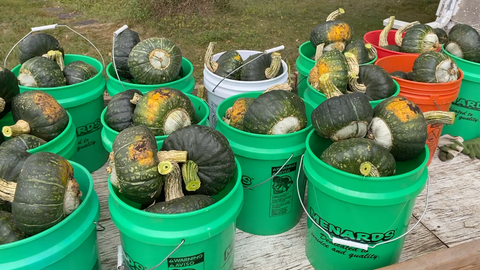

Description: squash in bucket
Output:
[412,51,459,83]
[310,8,352,51]
[113,28,141,79]
[0,67,20,120]
[17,56,66,88]
[444,23,480,63]
[105,89,143,132]
[204,42,243,80]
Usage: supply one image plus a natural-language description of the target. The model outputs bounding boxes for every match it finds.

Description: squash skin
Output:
[309,50,349,93]
[128,38,183,84]
[18,33,64,64]
[0,148,30,182]
[226,97,256,130]
[112,125,163,205]
[12,152,75,235]
[310,20,353,48]
[145,194,214,214]
[0,134,46,152]
[0,67,20,119]
[390,71,408,80]
[311,92,373,141]
[12,91,69,141]
[412,51,458,83]
[106,89,143,132]
[358,65,396,100]
[240,53,284,81]
[433,28,449,45]
[401,24,439,53]
[113,28,141,79]
[18,57,66,88]
[344,40,370,64]
[215,50,243,80]
[63,60,97,85]
[161,125,236,196]
[243,90,307,135]
[0,210,26,244]
[320,138,396,176]
[133,88,199,136]
[445,23,480,63]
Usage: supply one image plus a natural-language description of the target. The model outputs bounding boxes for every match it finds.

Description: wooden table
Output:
[93,147,480,269]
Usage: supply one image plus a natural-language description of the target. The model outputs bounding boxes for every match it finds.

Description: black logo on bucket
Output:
[124,251,146,270]
[168,252,204,269]
[76,118,102,137]
[269,162,297,217]
[452,98,480,112]
[241,175,252,186]
[272,175,293,194]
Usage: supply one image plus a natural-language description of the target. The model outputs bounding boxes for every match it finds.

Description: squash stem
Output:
[196,84,208,102]
[360,162,380,177]
[164,162,184,202]
[326,8,345,21]
[395,21,420,47]
[106,156,120,189]
[0,98,5,113]
[158,150,188,163]
[158,160,174,175]
[345,52,360,75]
[265,52,282,79]
[320,74,343,98]
[64,178,82,215]
[365,43,377,61]
[43,50,65,71]
[264,83,292,93]
[379,16,395,47]
[314,44,325,62]
[2,120,30,138]
[424,111,456,125]
[181,160,201,192]
[0,178,16,203]
[130,93,142,105]
[348,75,367,93]
[204,42,218,73]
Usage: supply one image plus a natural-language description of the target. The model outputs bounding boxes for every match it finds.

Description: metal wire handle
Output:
[243,153,294,190]
[296,154,431,250]
[117,239,185,270]
[4,23,105,69]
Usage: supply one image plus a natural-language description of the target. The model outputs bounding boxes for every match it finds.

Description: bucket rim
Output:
[215,90,313,138]
[442,44,480,68]
[12,54,104,91]
[298,40,378,66]
[305,129,429,181]
[108,158,242,219]
[0,161,95,249]
[26,111,74,153]
[106,57,194,88]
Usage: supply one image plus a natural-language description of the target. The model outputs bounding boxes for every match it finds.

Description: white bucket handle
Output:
[4,23,105,69]
[243,153,293,190]
[296,154,431,251]
[117,239,185,270]
[111,25,130,92]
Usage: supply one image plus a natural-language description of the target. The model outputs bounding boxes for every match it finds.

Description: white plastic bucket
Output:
[203,50,288,127]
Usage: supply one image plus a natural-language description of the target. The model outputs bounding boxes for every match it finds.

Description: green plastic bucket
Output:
[108,159,243,270]
[441,47,480,140]
[0,160,101,270]
[303,130,429,270]
[100,93,209,153]
[304,78,401,109]
[106,58,195,96]
[296,41,377,98]
[215,91,312,235]
[12,54,109,172]
[0,111,77,159]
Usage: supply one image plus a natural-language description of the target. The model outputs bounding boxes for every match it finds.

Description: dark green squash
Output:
[11,152,81,235]
[400,24,440,53]
[0,134,46,152]
[445,23,480,63]
[310,8,352,49]
[243,90,307,135]
[433,28,449,45]
[0,210,26,244]
[145,194,214,214]
[0,67,20,119]
[0,201,11,212]
[344,40,371,64]
[204,42,243,80]
[133,88,199,136]
[111,125,163,205]
[128,37,183,84]
[320,138,396,177]
[412,51,459,83]
[18,33,64,64]
[308,49,349,93]
[113,28,141,79]
[105,89,143,132]
[240,52,283,81]
[357,65,396,100]
[17,57,66,88]
[223,97,256,131]
[3,90,69,141]
[0,148,30,182]
[161,125,236,196]
[63,60,97,85]
[390,71,409,79]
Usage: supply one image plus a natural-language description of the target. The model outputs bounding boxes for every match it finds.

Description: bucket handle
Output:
[296,154,431,251]
[4,23,105,69]
[94,221,105,231]
[117,239,185,270]
[243,153,294,190]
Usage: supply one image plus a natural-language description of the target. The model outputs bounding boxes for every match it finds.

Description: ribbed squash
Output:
[310,8,352,49]
[111,125,163,205]
[243,90,307,135]
[445,23,480,63]
[105,89,143,132]
[0,148,30,182]
[412,51,459,83]
[204,42,243,80]
[113,28,141,79]
[133,88,199,136]
[358,65,396,100]
[146,194,214,214]
[390,71,409,80]
[223,97,255,131]
[240,52,284,81]
[433,28,449,45]
[344,40,371,64]
[0,134,46,152]
[63,60,97,85]
[321,138,396,177]
[0,67,20,119]
[309,49,349,93]
[17,57,66,88]
[400,24,440,53]
[18,33,64,64]
[3,91,69,141]
[128,37,183,84]
[0,211,26,244]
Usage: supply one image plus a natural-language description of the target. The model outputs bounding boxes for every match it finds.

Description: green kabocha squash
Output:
[0,201,10,212]
[161,125,236,195]
[0,148,30,182]
[320,138,396,177]
[133,88,199,136]
[113,28,141,79]
[311,74,373,141]
[0,211,26,244]
[18,33,64,64]
[0,67,20,119]
[310,8,353,50]
[204,42,243,80]
[63,61,97,85]
[222,97,256,131]
[309,49,349,94]
[128,37,183,84]
[0,134,46,152]
[17,57,66,88]
[344,40,372,64]
[105,89,143,132]
[243,90,307,135]
[433,28,449,45]
[3,90,69,141]
[111,125,163,205]
[445,23,480,63]
[367,96,455,161]
[240,52,283,81]
[390,71,409,80]
[412,51,459,83]
[400,24,440,53]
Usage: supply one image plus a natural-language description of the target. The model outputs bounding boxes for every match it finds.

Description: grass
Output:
[0,0,439,86]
